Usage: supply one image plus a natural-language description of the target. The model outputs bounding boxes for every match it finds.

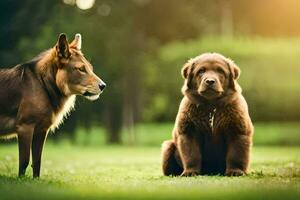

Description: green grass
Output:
[0,144,299,200]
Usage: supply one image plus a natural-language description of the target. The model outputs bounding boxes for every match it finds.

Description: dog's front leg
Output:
[177,133,201,176]
[17,124,34,177]
[225,134,252,176]
[32,128,48,178]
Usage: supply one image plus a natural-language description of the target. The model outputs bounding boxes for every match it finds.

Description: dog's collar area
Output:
[209,108,217,130]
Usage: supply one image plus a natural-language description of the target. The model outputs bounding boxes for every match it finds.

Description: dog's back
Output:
[0,66,23,136]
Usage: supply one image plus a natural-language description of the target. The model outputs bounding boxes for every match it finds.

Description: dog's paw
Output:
[180,170,199,177]
[225,169,245,176]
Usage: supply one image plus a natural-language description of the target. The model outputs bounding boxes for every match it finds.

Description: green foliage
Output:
[0,145,299,200]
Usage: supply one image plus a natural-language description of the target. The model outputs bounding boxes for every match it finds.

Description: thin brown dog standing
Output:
[0,33,106,178]
[162,53,253,176]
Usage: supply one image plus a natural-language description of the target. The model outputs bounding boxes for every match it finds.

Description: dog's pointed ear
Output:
[226,58,241,91]
[56,33,70,58]
[70,33,82,50]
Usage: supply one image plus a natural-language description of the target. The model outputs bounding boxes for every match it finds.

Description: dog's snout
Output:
[99,82,106,91]
[205,78,215,86]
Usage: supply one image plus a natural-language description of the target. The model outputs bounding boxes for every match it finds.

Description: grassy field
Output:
[0,144,299,200]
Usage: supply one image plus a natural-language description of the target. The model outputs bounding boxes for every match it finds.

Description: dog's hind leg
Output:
[162,140,183,176]
[17,124,34,177]
[32,129,48,178]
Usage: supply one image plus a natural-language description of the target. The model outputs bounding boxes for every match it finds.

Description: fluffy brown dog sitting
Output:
[162,53,253,176]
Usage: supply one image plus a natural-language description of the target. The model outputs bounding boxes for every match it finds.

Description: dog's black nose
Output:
[99,83,106,91]
[205,79,215,85]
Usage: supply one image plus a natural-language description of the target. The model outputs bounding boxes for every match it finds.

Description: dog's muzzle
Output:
[83,81,106,101]
[83,91,101,101]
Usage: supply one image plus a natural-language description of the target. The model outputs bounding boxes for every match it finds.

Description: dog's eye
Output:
[217,67,225,74]
[198,68,206,75]
[77,66,86,73]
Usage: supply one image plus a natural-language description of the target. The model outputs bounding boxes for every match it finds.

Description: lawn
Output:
[0,144,299,200]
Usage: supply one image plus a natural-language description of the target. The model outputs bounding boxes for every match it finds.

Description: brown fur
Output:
[0,33,106,177]
[162,53,253,176]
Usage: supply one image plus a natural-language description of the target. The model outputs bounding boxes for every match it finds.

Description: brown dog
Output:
[162,53,253,176]
[0,33,106,177]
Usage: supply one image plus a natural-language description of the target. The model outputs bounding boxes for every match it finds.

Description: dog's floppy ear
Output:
[229,61,240,80]
[181,62,195,89]
[56,33,70,58]
[181,62,195,79]
[181,62,190,79]
[70,33,82,50]
[225,57,241,91]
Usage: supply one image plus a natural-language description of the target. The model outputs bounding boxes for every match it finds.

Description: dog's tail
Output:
[161,140,182,176]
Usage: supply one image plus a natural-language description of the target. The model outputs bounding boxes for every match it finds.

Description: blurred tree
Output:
[219,0,233,38]
[0,0,57,66]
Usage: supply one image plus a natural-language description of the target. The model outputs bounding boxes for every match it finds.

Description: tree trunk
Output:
[105,104,122,144]
[123,100,136,145]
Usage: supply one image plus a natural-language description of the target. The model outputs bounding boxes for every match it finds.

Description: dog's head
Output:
[54,33,106,101]
[181,53,241,102]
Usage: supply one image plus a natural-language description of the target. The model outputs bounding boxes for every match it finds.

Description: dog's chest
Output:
[191,108,229,134]
[190,106,221,134]
[50,95,76,131]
